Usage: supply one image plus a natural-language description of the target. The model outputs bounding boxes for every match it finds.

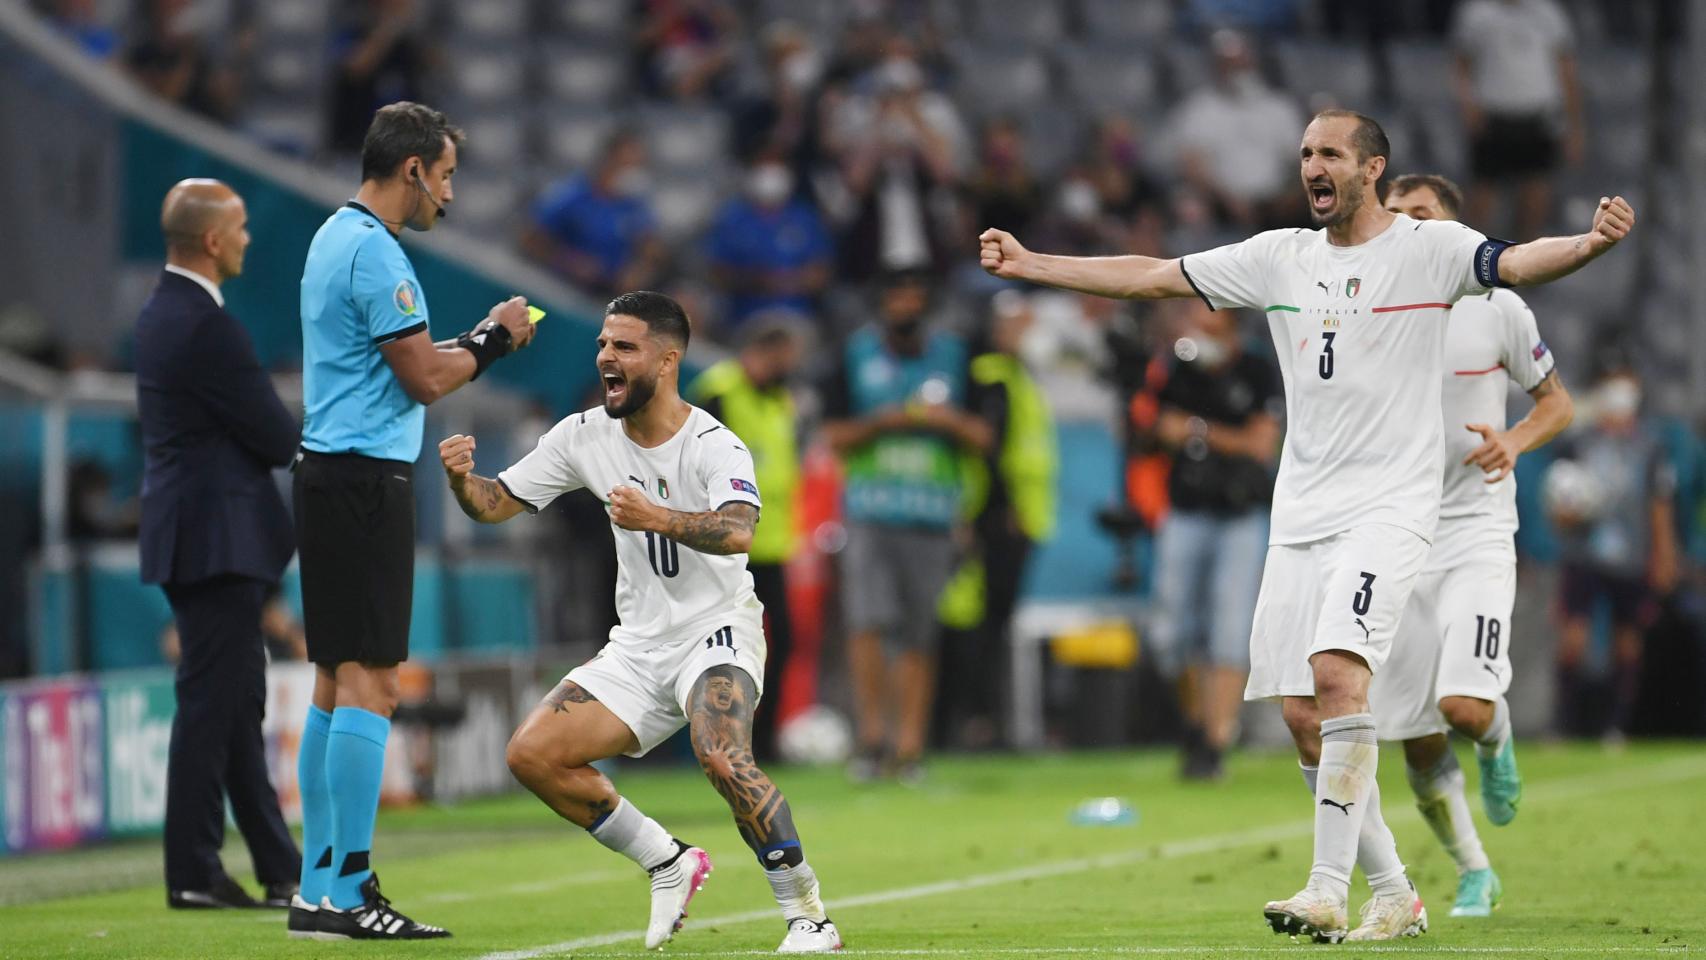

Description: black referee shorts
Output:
[292,450,415,667]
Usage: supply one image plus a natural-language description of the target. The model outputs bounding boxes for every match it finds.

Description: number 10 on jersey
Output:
[646,531,680,578]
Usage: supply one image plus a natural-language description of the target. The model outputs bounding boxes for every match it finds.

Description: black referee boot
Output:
[316,873,451,940]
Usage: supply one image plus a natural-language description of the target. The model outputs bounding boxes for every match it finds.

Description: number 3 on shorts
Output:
[1351,571,1376,616]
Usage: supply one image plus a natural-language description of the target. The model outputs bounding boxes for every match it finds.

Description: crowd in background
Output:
[18,0,1706,760]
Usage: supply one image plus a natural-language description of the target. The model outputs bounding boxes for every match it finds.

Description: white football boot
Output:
[644,844,713,949]
[1346,882,1428,941]
[777,917,842,953]
[1263,887,1349,943]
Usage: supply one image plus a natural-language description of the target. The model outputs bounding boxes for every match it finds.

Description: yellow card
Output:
[527,305,546,324]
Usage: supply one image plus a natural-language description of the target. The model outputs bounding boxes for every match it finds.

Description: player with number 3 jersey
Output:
[437,291,841,954]
[978,109,1633,942]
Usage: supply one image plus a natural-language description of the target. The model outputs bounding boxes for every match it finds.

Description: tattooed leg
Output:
[506,679,636,827]
[687,665,803,860]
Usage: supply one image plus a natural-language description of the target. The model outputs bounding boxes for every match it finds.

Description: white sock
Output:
[1472,697,1511,759]
[588,797,679,871]
[1407,751,1490,874]
[1301,761,1410,897]
[1308,713,1380,901]
[765,860,827,922]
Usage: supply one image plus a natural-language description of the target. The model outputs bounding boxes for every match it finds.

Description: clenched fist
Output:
[607,484,666,533]
[979,228,1031,280]
[439,434,477,478]
[1587,196,1634,254]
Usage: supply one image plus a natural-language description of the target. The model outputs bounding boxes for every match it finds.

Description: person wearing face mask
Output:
[819,270,992,782]
[1548,363,1680,743]
[704,157,833,332]
[1134,299,1281,781]
[731,21,825,175]
[688,314,809,760]
[522,131,665,299]
[1164,29,1305,230]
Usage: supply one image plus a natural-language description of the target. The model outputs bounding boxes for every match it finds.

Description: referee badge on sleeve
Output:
[394,279,419,316]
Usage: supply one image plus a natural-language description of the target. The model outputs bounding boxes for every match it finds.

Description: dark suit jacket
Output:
[136,271,299,586]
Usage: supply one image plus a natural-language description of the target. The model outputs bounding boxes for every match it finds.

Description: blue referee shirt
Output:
[299,202,430,462]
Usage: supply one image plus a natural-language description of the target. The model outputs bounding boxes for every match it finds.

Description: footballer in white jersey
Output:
[1367,175,1574,920]
[436,292,842,954]
[980,110,1632,941]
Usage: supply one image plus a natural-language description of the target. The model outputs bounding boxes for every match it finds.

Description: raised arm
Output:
[1495,196,1634,287]
[979,228,1195,300]
[439,434,527,523]
[382,297,537,405]
[608,486,757,555]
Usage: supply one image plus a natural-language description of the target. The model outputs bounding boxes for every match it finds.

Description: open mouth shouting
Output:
[602,368,628,406]
[1308,178,1337,217]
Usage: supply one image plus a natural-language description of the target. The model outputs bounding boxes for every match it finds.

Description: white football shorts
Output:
[566,607,768,757]
[1245,523,1431,701]
[1370,550,1516,741]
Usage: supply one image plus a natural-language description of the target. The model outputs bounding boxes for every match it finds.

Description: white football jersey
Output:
[498,405,762,646]
[1427,289,1555,571]
[1183,214,1491,545]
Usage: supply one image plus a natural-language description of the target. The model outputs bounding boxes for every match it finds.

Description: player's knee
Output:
[1280,697,1321,760]
[506,728,553,790]
[1438,696,1492,735]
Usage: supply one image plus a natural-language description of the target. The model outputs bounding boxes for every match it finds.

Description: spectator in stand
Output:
[1032,170,1129,258]
[1163,29,1304,230]
[705,155,833,333]
[326,0,432,155]
[961,117,1044,247]
[825,43,966,282]
[1134,299,1279,780]
[1453,0,1583,240]
[43,0,119,60]
[125,0,243,123]
[730,21,827,174]
[635,0,738,102]
[1548,364,1679,742]
[1082,116,1170,257]
[520,131,665,300]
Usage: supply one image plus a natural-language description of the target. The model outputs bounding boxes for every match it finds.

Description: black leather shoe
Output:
[168,875,259,909]
[260,882,298,909]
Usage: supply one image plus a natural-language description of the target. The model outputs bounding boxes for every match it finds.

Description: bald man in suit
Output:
[137,180,302,909]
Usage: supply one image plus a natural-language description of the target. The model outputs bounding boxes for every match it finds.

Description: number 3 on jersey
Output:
[646,531,680,578]
[1318,331,1336,380]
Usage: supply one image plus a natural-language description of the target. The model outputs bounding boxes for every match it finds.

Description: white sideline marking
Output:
[420,869,629,904]
[478,756,1706,960]
[508,949,1685,958]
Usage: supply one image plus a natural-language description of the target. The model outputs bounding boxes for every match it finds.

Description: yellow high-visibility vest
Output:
[688,360,800,564]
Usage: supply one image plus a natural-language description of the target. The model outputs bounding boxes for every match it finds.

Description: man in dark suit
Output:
[137,179,302,909]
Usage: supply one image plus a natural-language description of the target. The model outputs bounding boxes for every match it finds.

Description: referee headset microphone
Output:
[413,163,446,221]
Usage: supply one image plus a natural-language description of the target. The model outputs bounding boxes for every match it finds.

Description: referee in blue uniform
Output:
[287,102,535,940]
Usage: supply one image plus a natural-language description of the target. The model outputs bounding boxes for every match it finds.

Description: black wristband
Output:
[456,322,513,381]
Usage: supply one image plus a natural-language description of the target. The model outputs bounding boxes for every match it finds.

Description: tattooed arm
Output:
[439,434,527,523]
[687,665,799,855]
[607,489,757,555]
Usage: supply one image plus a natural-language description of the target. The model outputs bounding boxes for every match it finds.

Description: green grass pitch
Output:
[3,742,1701,958]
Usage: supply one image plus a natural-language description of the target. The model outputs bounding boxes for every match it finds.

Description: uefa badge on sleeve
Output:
[394,279,419,316]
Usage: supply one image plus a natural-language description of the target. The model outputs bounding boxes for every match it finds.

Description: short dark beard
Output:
[1310,178,1364,228]
[604,371,658,419]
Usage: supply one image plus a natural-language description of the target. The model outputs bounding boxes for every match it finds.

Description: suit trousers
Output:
[162,574,300,891]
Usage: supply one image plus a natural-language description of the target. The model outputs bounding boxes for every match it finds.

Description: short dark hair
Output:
[1387,173,1463,217]
[607,291,691,350]
[1312,109,1390,164]
[360,102,464,183]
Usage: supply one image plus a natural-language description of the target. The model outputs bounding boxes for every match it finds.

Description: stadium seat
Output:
[1060,42,1161,117]
[651,175,724,242]
[252,43,320,99]
[1023,107,1084,179]
[638,106,731,174]
[243,101,322,157]
[547,0,630,40]
[1275,40,1376,110]
[1078,0,1174,43]
[445,47,530,104]
[538,43,627,105]
[446,0,531,40]
[968,0,1066,44]
[1385,40,1456,107]
[1407,102,1468,178]
[1158,42,1209,100]
[1576,46,1652,112]
[254,0,327,37]
[440,172,525,238]
[456,109,531,169]
[951,41,1053,118]
[537,105,619,170]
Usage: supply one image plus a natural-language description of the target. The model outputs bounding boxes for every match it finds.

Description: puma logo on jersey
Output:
[1320,798,1354,815]
[1483,663,1502,678]
[705,625,736,651]
[1316,280,1330,293]
[1354,617,1371,641]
